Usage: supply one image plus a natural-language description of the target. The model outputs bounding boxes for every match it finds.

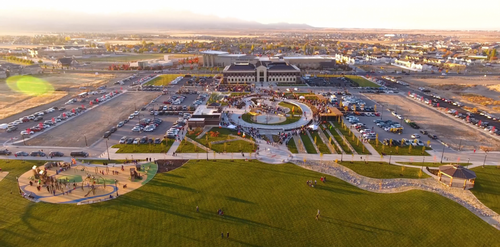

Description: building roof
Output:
[224,62,256,72]
[267,62,299,71]
[439,165,476,179]
[201,50,229,55]
[57,58,74,66]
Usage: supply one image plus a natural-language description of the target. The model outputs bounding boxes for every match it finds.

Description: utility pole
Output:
[440,146,445,163]
[106,138,110,160]
[85,135,88,147]
[483,153,487,168]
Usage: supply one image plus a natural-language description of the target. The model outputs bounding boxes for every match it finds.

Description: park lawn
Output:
[287,138,299,154]
[397,162,472,167]
[188,127,255,153]
[337,161,429,179]
[241,112,301,125]
[1,160,500,246]
[112,139,174,153]
[229,92,250,96]
[278,101,303,114]
[345,75,379,88]
[333,121,371,155]
[309,131,332,154]
[211,140,255,153]
[144,74,182,86]
[175,140,207,153]
[471,166,500,215]
[300,133,318,154]
[324,123,353,154]
[368,140,431,156]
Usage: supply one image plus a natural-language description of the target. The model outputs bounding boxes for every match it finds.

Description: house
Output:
[56,58,77,67]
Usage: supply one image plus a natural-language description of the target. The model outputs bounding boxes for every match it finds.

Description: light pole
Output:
[106,138,110,160]
[467,158,470,169]
[483,153,487,168]
[389,151,392,164]
[440,146,445,163]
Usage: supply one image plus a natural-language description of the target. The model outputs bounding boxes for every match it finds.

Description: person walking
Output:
[227,232,229,238]
[221,232,224,239]
[196,206,199,212]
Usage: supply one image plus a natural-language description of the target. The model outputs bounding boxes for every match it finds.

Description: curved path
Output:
[256,142,293,164]
[227,98,313,130]
[294,160,500,231]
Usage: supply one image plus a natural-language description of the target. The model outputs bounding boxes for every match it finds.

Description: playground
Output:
[17,161,157,204]
[0,171,8,182]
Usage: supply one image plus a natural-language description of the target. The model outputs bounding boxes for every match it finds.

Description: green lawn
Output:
[324,123,353,154]
[175,140,207,153]
[144,74,183,86]
[338,161,429,179]
[300,133,318,154]
[112,139,174,153]
[345,75,379,88]
[368,140,431,156]
[287,138,299,154]
[309,131,332,154]
[187,127,255,153]
[471,166,500,214]
[1,159,500,246]
[333,121,371,155]
[278,101,303,114]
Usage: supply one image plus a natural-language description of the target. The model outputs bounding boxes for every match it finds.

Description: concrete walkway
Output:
[333,127,357,154]
[322,124,344,154]
[317,127,337,154]
[293,136,307,154]
[305,130,320,154]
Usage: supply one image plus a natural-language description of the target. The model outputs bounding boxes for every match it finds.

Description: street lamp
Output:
[483,153,487,168]
[467,158,470,169]
[105,138,110,160]
[389,151,392,164]
[440,146,445,163]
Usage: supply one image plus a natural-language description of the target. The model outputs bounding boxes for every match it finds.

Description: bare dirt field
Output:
[369,94,500,150]
[25,92,159,147]
[0,73,123,119]
[403,76,500,113]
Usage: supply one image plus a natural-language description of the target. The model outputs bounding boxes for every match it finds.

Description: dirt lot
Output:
[368,94,500,151]
[0,73,125,119]
[25,92,159,147]
[403,76,500,113]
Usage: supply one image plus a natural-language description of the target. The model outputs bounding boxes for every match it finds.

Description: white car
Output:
[132,126,141,132]
[411,134,420,139]
[133,111,139,116]
[129,115,135,120]
[20,130,34,135]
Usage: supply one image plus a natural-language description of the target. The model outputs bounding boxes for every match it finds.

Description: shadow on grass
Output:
[164,173,185,179]
[225,196,255,204]
[323,216,401,235]
[227,238,263,247]
[315,184,363,195]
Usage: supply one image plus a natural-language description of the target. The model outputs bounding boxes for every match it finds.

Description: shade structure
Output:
[438,165,476,180]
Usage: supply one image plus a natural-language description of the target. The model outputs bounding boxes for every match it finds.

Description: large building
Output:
[202,50,335,69]
[222,61,300,83]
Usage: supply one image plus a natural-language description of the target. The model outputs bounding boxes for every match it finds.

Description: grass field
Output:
[369,140,431,156]
[300,133,318,154]
[333,121,371,155]
[187,127,255,153]
[316,75,379,88]
[77,159,144,164]
[175,140,207,153]
[144,74,182,86]
[309,131,332,154]
[1,159,500,246]
[324,123,353,154]
[287,138,299,153]
[112,139,174,153]
[338,161,428,179]
[471,166,500,214]
[278,101,303,114]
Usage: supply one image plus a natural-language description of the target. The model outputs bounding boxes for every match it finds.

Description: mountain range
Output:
[0,9,313,33]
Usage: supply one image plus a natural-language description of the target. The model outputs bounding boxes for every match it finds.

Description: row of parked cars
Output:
[20,107,85,136]
[132,118,163,132]
[119,136,162,145]
[165,118,187,139]
[0,150,89,157]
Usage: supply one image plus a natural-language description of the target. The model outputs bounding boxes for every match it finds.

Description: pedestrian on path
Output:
[227,232,229,238]
[221,232,224,239]
[196,206,199,212]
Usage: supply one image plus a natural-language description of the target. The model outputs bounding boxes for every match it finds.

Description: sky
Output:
[2,0,500,30]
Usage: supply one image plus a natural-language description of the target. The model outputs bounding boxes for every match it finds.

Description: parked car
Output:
[15,151,29,156]
[70,151,89,157]
[49,151,64,157]
[0,149,12,155]
[117,121,125,128]
[30,151,46,157]
[110,127,117,133]
[103,131,111,138]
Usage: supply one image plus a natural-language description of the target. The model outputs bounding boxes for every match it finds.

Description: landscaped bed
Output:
[112,139,174,153]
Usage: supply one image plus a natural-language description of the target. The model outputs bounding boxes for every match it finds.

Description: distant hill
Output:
[0,9,314,33]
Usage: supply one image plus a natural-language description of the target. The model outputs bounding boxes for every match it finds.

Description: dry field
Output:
[25,92,158,147]
[0,73,122,120]
[369,94,500,150]
[403,76,500,113]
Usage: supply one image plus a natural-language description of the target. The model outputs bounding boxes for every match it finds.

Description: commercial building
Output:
[188,105,222,128]
[222,61,300,83]
[202,50,335,69]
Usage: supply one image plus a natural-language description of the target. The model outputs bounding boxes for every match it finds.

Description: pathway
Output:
[317,127,337,154]
[305,130,321,154]
[349,123,379,155]
[293,136,307,154]
[322,124,345,154]
[333,127,357,154]
[295,160,500,231]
